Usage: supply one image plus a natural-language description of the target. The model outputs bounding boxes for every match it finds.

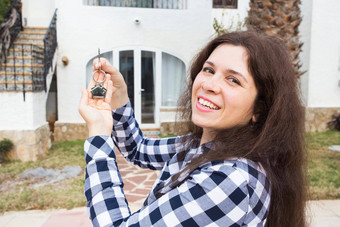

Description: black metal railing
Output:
[31,44,45,92]
[84,0,187,9]
[43,9,57,92]
[0,0,23,65]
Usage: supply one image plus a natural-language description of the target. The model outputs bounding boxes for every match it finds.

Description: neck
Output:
[200,129,215,145]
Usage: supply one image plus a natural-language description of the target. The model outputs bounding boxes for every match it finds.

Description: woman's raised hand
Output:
[79,58,129,137]
[79,71,114,137]
[92,58,129,109]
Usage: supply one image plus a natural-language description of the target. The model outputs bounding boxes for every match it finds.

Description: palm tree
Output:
[247,0,304,77]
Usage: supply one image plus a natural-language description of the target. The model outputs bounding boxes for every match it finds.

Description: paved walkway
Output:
[0,152,339,226]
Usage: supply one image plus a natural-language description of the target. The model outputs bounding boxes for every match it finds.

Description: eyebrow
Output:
[205,61,248,83]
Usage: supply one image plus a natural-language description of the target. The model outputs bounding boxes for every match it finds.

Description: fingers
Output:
[93,58,118,76]
[80,89,88,107]
[105,78,113,104]
[92,57,126,89]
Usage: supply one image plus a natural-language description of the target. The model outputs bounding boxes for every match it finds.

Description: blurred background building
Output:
[0,0,339,161]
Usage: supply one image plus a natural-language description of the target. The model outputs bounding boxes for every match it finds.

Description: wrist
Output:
[111,90,129,109]
[88,124,111,137]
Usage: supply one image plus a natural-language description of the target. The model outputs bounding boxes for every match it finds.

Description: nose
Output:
[201,75,221,94]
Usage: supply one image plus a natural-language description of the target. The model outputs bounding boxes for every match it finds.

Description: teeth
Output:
[198,98,219,110]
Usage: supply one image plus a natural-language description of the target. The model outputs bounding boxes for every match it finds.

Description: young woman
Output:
[79,31,307,226]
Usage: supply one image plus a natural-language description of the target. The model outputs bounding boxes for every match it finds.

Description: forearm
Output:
[111,101,179,170]
[84,136,130,226]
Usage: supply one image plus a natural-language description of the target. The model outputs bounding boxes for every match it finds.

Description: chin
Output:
[192,116,210,129]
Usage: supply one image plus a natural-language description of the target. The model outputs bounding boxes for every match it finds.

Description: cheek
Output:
[223,90,256,112]
[192,76,202,95]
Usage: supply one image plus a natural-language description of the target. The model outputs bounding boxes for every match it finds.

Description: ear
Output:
[252,114,257,124]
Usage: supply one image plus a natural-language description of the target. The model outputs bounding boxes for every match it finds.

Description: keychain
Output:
[90,48,107,99]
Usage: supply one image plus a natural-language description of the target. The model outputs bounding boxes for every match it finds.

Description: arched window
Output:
[161,52,186,106]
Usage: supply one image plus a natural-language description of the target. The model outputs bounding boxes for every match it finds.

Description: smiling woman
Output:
[79,31,306,227]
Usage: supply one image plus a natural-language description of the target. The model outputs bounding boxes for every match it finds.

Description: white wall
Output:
[299,0,313,106]
[21,0,56,27]
[306,0,340,107]
[55,0,212,124]
[0,72,54,130]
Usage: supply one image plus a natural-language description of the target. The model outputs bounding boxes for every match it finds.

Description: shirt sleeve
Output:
[84,136,270,227]
[111,101,181,170]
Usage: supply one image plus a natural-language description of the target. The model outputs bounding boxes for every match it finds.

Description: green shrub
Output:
[0,138,14,161]
[0,0,13,23]
[328,114,340,131]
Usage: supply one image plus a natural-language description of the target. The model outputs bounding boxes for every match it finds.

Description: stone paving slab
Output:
[42,207,91,227]
[0,209,54,227]
[306,200,340,227]
[115,150,159,207]
[1,151,340,226]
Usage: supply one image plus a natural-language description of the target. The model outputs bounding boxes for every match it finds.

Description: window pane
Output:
[119,51,135,109]
[161,53,186,106]
[213,0,237,9]
[141,51,155,124]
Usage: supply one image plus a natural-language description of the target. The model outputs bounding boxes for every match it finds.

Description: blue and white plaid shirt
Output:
[84,101,271,226]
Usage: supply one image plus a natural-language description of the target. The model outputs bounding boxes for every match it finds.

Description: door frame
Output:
[113,46,162,129]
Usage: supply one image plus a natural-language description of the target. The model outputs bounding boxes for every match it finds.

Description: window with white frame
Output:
[84,0,187,9]
[161,52,186,107]
[213,0,238,9]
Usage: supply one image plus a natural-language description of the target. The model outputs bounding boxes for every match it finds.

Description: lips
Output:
[197,97,220,110]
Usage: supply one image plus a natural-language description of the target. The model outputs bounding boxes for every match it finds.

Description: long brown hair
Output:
[158,31,307,226]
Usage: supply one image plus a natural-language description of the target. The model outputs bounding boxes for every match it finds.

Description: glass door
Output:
[141,51,155,124]
[119,50,156,126]
[119,51,135,109]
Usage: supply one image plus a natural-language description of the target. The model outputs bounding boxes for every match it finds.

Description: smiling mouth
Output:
[198,97,220,110]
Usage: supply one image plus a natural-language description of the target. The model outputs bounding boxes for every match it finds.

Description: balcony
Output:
[84,0,187,9]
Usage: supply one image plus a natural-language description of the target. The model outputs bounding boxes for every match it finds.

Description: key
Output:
[90,48,107,99]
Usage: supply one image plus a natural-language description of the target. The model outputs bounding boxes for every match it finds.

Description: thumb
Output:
[79,89,89,117]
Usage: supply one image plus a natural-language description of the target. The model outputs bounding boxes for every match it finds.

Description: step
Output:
[0,77,34,83]
[0,67,43,73]
[141,128,160,138]
[4,57,44,65]
[12,42,44,49]
[0,83,45,91]
[8,44,44,52]
[1,63,44,68]
[0,75,44,84]
[20,30,46,35]
[7,48,44,57]
[0,71,32,76]
[18,32,45,38]
[17,36,44,42]
[23,26,47,32]
[14,40,44,46]
[7,50,34,57]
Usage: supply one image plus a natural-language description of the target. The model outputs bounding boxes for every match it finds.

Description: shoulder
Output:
[200,159,269,187]
[204,159,271,224]
[197,159,271,214]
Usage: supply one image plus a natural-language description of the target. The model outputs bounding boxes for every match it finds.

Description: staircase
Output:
[0,27,47,92]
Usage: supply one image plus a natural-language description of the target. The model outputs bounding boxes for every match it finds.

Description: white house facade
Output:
[0,0,339,161]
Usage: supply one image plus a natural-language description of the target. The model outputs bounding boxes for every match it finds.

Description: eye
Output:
[227,77,241,85]
[202,67,214,74]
